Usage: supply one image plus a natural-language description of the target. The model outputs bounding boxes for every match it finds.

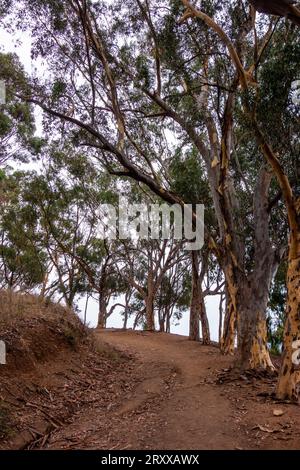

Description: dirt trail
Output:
[7,328,299,450]
[95,330,239,450]
[90,330,300,450]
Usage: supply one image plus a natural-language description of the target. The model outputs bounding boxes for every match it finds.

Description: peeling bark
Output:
[277,213,300,400]
[220,264,238,355]
[189,251,210,343]
[237,304,274,371]
[253,125,300,398]
[98,293,107,328]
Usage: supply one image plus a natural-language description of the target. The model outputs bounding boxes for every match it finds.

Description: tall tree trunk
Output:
[199,290,210,345]
[144,272,155,330]
[189,251,200,341]
[145,293,155,330]
[123,305,129,329]
[158,300,165,332]
[221,168,279,370]
[220,265,237,355]
[221,263,276,369]
[166,311,171,333]
[218,293,225,344]
[84,293,89,326]
[98,293,107,328]
[237,291,275,370]
[251,126,300,397]
[159,314,165,332]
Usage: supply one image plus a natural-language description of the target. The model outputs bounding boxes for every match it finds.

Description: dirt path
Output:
[3,297,300,450]
[95,330,240,450]
[39,330,300,450]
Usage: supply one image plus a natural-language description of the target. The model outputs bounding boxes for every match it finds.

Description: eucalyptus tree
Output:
[6,168,89,306]
[3,0,295,374]
[118,237,185,330]
[156,254,189,334]
[169,144,214,342]
[1,145,121,314]
[0,171,47,291]
[0,53,43,166]
[267,262,287,356]
[181,1,300,397]
[33,149,125,319]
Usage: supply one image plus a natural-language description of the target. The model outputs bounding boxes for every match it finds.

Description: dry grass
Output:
[0,289,89,371]
[0,290,86,335]
[0,290,73,324]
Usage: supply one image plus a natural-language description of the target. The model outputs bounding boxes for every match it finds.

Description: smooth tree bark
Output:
[199,289,210,345]
[122,290,133,330]
[189,250,200,341]
[98,291,107,328]
[218,293,225,344]
[190,250,210,343]
[145,290,155,330]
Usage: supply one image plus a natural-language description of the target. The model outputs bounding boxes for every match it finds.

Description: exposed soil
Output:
[88,329,300,450]
[1,308,300,450]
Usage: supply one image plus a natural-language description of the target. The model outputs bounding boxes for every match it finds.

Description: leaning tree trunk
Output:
[251,125,300,397]
[220,263,238,355]
[145,293,155,331]
[123,305,129,330]
[276,214,300,400]
[199,289,210,345]
[159,315,165,332]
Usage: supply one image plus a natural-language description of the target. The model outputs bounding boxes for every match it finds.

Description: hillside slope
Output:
[0,292,137,449]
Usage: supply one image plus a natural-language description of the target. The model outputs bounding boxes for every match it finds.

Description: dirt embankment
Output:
[0,292,138,449]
